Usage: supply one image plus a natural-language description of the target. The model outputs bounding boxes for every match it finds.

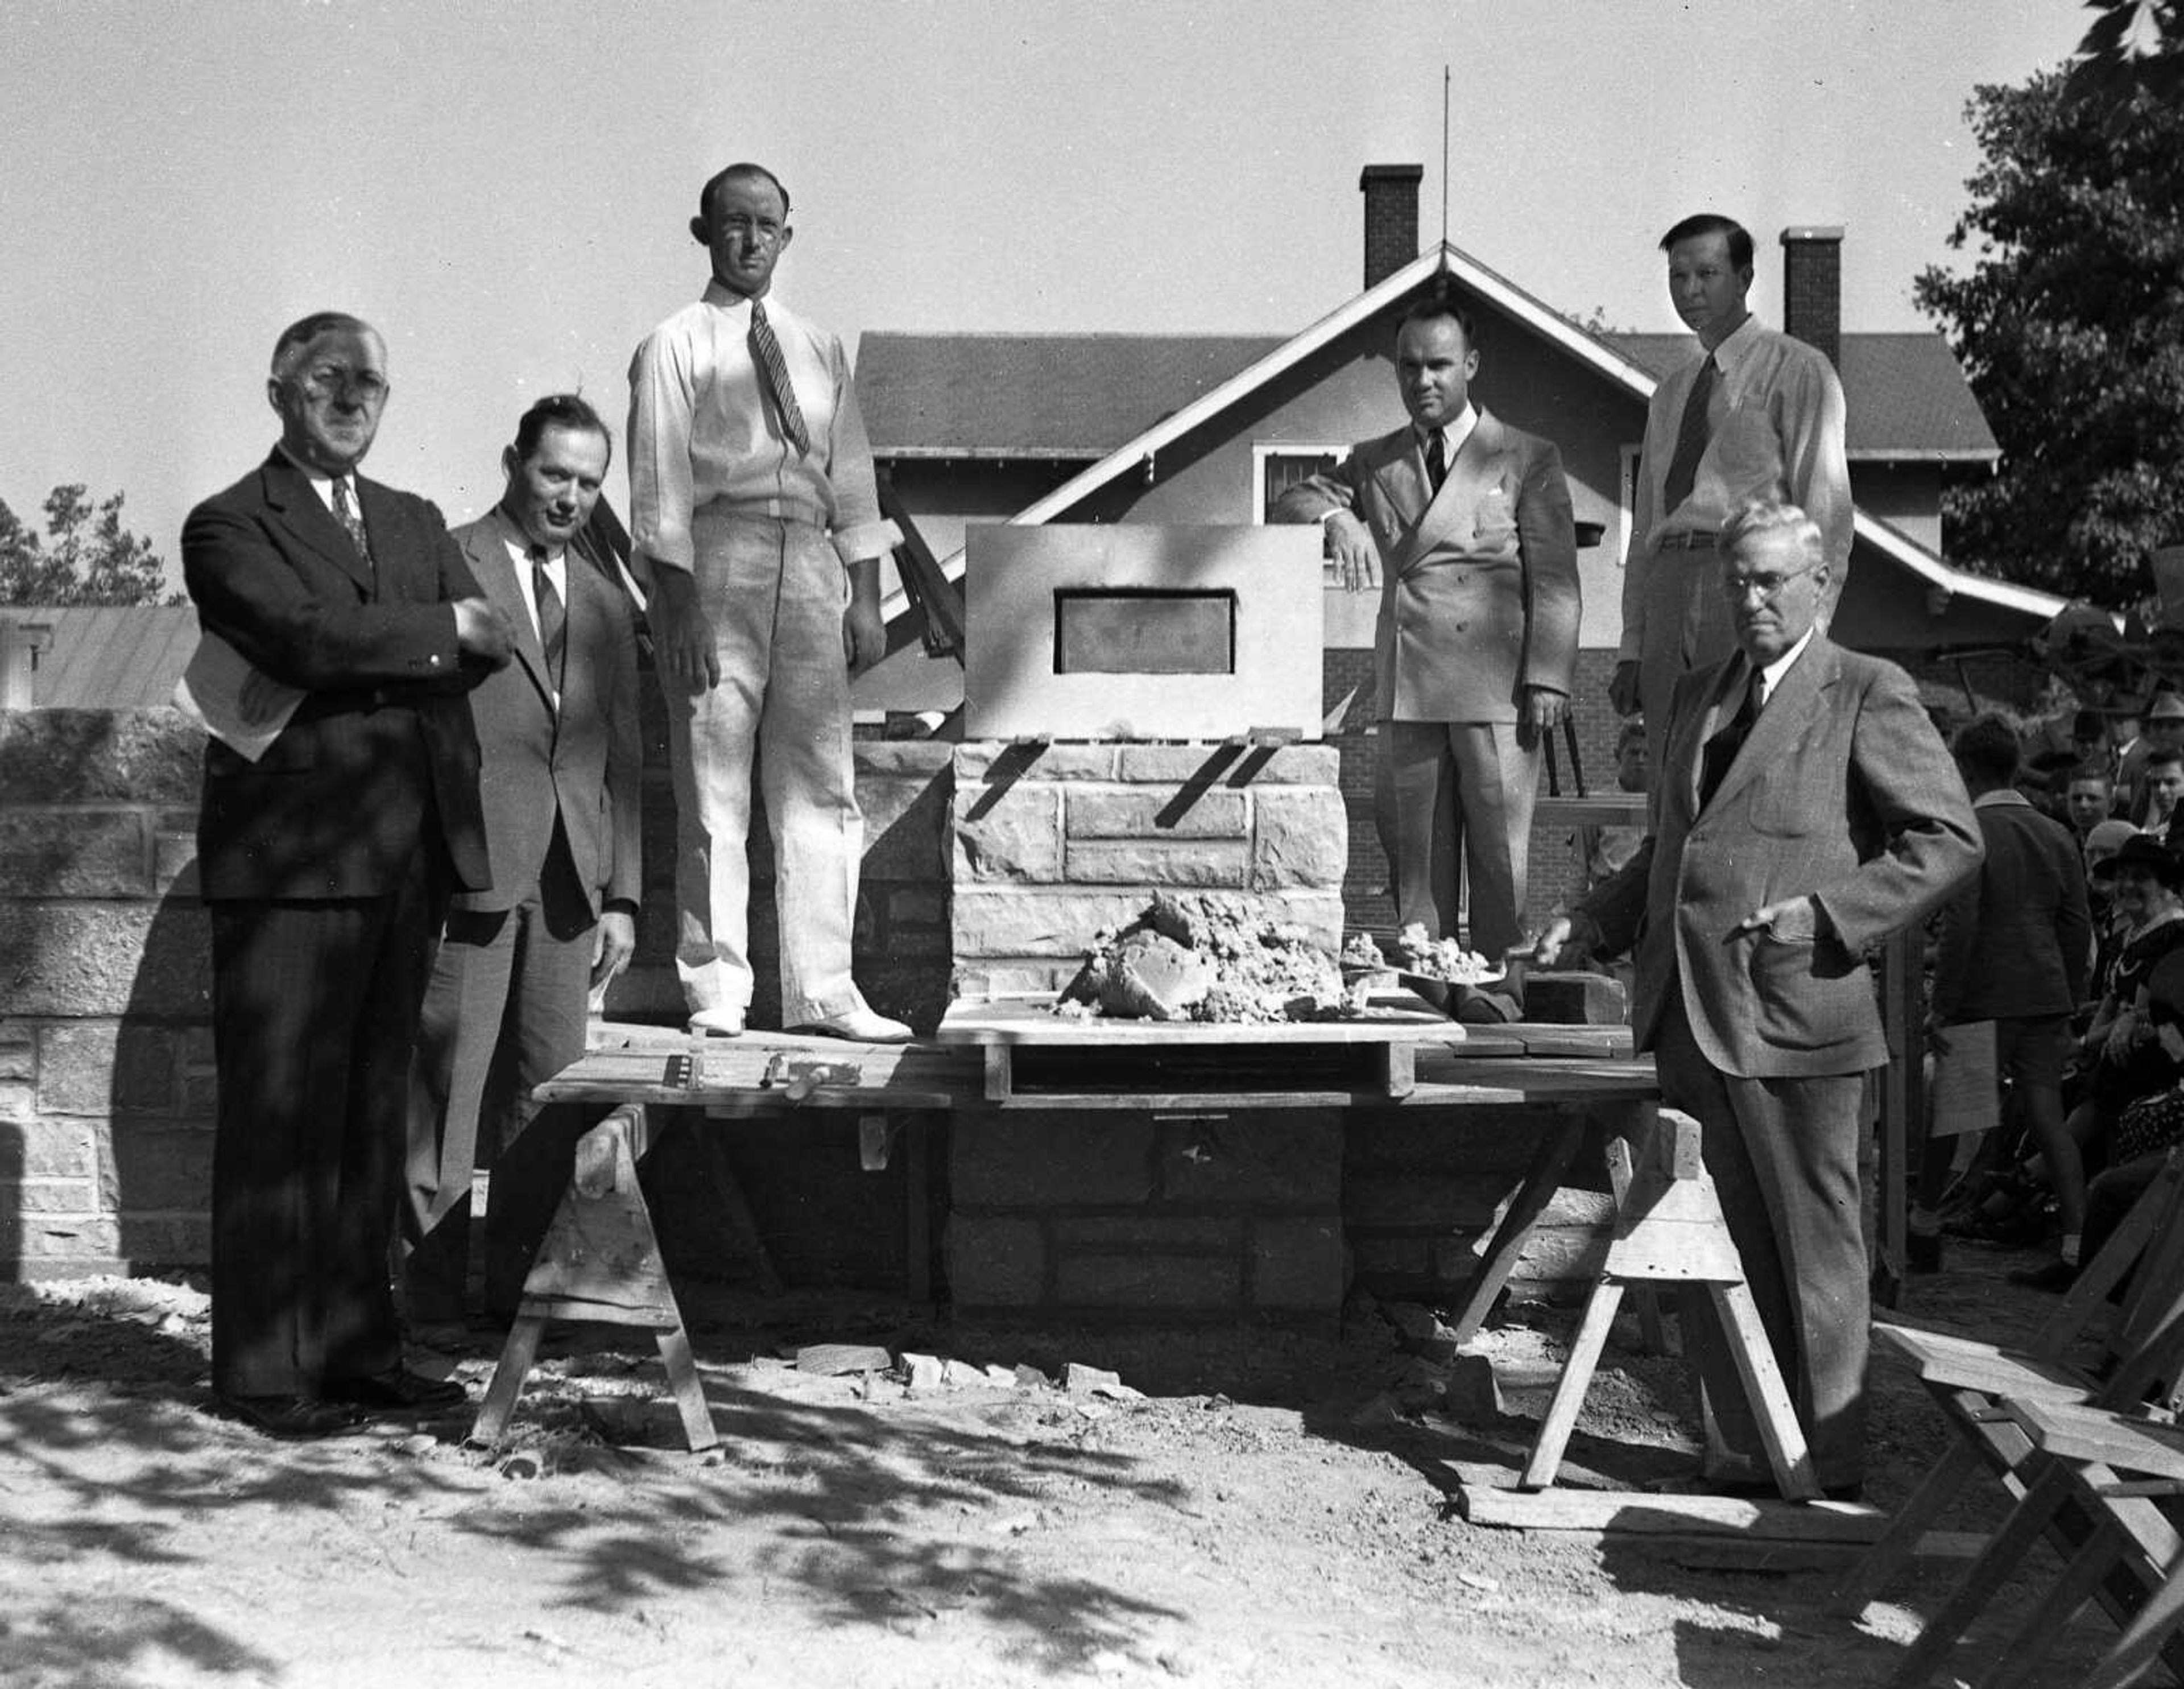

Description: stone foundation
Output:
[945,1109,1345,1328]
[950,740,1349,997]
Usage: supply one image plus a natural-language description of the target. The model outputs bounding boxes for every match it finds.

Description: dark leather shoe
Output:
[214,1394,366,1440]
[325,1366,469,1413]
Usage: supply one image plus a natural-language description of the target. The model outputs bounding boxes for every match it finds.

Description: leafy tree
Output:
[1916,4,2184,608]
[0,485,179,606]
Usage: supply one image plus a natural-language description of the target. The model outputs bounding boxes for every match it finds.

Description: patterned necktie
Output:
[748,299,812,455]
[1699,660,1762,807]
[330,477,374,571]
[1424,428,1447,495]
[1661,354,1719,517]
[530,545,565,691]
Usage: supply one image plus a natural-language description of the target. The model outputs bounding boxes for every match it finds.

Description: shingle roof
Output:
[1606,332,1999,461]
[859,328,1999,463]
[859,333,1282,460]
[4,605,199,709]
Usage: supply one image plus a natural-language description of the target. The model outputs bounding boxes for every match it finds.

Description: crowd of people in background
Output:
[1915,687,2184,1291]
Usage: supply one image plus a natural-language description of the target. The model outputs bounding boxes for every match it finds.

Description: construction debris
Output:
[1056,893,1346,1023]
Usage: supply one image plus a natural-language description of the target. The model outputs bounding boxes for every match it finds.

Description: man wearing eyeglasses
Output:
[1611,216,1852,768]
[1537,499,1979,1500]
[628,161,909,1043]
[183,312,515,1437]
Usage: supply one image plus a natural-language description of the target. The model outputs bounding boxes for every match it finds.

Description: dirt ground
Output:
[0,1240,2150,1689]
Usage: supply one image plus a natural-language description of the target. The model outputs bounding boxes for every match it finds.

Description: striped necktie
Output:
[530,545,565,692]
[748,300,812,455]
[331,477,374,572]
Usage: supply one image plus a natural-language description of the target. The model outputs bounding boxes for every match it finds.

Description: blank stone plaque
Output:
[1053,589,1235,675]
[964,525,1323,741]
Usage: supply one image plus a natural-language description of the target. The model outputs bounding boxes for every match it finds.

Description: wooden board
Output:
[936,991,1469,1047]
[1446,1462,1884,1542]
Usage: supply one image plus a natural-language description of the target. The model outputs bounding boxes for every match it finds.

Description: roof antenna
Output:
[1439,63,1451,269]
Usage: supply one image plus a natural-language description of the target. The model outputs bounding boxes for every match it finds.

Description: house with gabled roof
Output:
[848,165,2051,930]
[853,166,2046,717]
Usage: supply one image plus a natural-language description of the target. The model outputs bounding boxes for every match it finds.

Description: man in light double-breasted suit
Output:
[1274,295,1579,960]
[1539,499,1981,1496]
[401,394,642,1327]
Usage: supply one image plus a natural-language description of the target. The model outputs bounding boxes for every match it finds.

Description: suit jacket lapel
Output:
[1707,638,1839,813]
[1412,410,1507,565]
[467,521,554,712]
[259,454,375,592]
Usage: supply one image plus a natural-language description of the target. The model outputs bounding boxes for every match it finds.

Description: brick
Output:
[1345,1104,1591,1176]
[100,1122,215,1213]
[1054,1252,1241,1309]
[950,1112,1156,1205]
[943,1215,1046,1306]
[152,832,200,897]
[1350,1234,1432,1277]
[0,709,205,804]
[952,889,1153,959]
[1500,1221,1609,1287]
[886,887,947,932]
[1250,1216,1346,1310]
[12,1213,122,1259]
[1065,788,1248,840]
[0,1079,31,1124]
[859,771,948,881]
[0,811,150,898]
[2,1120,95,1178]
[1063,840,1247,887]
[956,741,1116,784]
[952,783,1062,882]
[1115,744,1339,785]
[37,1023,176,1116]
[0,1021,32,1081]
[950,961,1077,998]
[1250,788,1348,890]
[0,901,213,1018]
[1160,1113,1343,1205]
[853,742,953,778]
[2,1179,99,1215]
[1051,1216,1242,1252]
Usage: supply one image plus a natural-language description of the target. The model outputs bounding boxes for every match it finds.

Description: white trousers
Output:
[663,509,865,1026]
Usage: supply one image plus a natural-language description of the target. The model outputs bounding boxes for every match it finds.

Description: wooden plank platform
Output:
[936,993,1632,1104]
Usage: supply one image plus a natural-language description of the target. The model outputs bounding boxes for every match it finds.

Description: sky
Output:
[2,0,2090,583]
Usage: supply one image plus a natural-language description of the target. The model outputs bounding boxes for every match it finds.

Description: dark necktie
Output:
[1699,662,1762,807]
[1424,428,1447,496]
[531,545,565,692]
[331,477,374,572]
[1660,354,1719,517]
[748,299,812,455]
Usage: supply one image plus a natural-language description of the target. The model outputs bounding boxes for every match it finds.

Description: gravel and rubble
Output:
[0,1250,2145,1687]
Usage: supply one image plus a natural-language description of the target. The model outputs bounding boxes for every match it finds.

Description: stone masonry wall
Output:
[0,708,956,1283]
[950,740,1349,997]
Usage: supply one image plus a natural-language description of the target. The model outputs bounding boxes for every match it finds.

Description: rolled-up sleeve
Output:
[626,330,698,574]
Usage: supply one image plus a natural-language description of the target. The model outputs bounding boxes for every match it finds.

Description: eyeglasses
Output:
[301,365,388,403]
[714,216,785,247]
[1720,560,1821,604]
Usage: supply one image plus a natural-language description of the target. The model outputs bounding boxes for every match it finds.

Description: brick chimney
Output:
[1360,164,1424,288]
[1778,225,1843,368]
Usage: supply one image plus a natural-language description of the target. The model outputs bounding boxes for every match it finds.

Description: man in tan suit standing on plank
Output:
[1275,291,1579,964]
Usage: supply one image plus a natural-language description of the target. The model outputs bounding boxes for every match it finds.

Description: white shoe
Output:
[788,1006,913,1044]
[688,1007,746,1038]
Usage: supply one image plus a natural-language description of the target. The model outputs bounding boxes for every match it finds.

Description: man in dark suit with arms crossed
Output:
[1536,500,1980,1496]
[402,394,642,1328]
[184,312,513,1436]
